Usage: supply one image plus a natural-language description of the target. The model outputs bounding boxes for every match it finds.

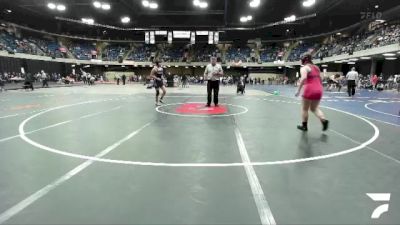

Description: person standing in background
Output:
[395,74,400,92]
[203,57,223,107]
[122,74,126,85]
[0,74,5,92]
[116,74,121,85]
[41,70,49,88]
[371,74,378,90]
[346,67,359,97]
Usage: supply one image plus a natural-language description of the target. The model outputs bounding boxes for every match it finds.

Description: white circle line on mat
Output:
[365,102,400,118]
[18,99,379,167]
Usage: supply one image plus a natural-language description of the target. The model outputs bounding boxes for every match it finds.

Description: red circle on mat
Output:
[175,103,228,115]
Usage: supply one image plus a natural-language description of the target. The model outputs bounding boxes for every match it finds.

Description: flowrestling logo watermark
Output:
[366,193,391,219]
[360,11,383,21]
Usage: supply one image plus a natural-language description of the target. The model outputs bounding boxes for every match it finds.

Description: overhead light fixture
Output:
[321,64,328,67]
[121,16,130,23]
[194,0,208,8]
[56,4,66,11]
[385,57,397,60]
[360,57,371,60]
[349,58,359,61]
[149,2,158,9]
[375,5,379,9]
[348,62,356,65]
[334,61,342,63]
[101,3,111,10]
[249,0,260,8]
[376,19,385,23]
[47,3,66,11]
[82,18,95,25]
[240,15,253,23]
[199,2,208,8]
[5,9,12,13]
[336,32,342,35]
[142,1,158,9]
[383,53,396,57]
[47,3,56,9]
[284,15,296,22]
[142,0,150,7]
[302,0,316,7]
[93,1,101,8]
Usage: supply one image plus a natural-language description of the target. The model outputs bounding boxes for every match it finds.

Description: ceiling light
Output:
[193,0,200,6]
[375,5,379,9]
[334,61,342,63]
[249,0,260,8]
[6,9,12,13]
[56,4,66,11]
[101,3,111,10]
[303,0,316,7]
[321,64,328,67]
[349,58,359,61]
[383,53,396,57]
[149,2,158,9]
[47,3,56,9]
[93,1,101,8]
[247,15,253,20]
[348,62,356,65]
[240,16,248,22]
[82,18,94,25]
[376,19,385,23]
[121,16,130,23]
[385,57,397,60]
[286,29,290,32]
[284,15,296,22]
[199,2,208,8]
[142,0,150,7]
[360,57,371,60]
[336,32,342,35]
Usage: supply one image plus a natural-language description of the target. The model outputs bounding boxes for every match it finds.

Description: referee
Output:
[346,67,359,97]
[204,57,223,107]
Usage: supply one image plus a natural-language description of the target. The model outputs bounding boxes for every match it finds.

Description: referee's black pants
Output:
[207,80,220,106]
[347,80,356,96]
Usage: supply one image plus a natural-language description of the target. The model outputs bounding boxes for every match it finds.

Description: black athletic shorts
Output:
[154,80,164,89]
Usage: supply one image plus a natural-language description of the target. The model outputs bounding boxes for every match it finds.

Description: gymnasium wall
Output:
[0,56,72,75]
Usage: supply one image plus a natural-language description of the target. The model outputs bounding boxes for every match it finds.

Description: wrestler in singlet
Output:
[295,54,329,131]
[150,60,167,106]
[303,64,323,100]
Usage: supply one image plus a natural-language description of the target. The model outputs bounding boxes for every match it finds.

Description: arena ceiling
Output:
[1,0,400,41]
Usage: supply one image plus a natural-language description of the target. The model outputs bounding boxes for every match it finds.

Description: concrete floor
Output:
[0,84,399,225]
